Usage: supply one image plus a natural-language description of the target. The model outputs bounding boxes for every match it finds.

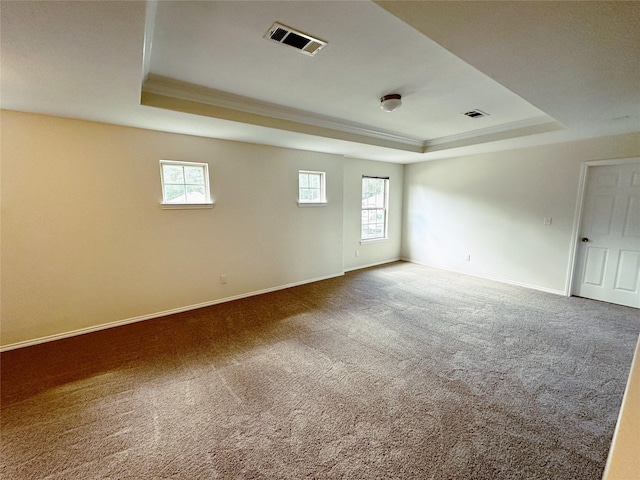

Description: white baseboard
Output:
[343,258,402,273]
[400,257,566,297]
[0,272,345,352]
[0,260,567,352]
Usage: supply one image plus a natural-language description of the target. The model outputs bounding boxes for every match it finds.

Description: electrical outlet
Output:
[220,274,227,284]
[464,254,471,261]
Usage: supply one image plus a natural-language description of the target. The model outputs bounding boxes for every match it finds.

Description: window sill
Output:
[297,202,327,208]
[360,237,388,245]
[161,203,215,210]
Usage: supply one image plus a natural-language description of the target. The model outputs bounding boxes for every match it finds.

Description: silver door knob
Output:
[581,237,589,242]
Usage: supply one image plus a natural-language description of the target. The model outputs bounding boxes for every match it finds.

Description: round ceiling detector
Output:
[380,94,402,112]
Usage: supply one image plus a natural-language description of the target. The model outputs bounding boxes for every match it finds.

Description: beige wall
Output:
[402,132,640,293]
[2,111,637,349]
[343,158,403,271]
[0,111,403,348]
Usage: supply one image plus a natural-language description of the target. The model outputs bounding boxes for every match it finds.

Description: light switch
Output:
[543,217,552,225]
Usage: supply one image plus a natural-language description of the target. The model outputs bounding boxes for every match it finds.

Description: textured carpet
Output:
[1,262,638,479]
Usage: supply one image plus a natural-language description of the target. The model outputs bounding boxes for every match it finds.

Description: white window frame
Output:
[360,176,389,242]
[159,160,213,209]
[298,170,327,207]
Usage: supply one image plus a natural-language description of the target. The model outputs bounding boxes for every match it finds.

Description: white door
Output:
[573,161,640,308]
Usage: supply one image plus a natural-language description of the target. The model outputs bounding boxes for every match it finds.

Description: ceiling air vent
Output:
[264,22,327,57]
[463,109,489,119]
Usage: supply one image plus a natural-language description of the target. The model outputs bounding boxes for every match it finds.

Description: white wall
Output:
[7,109,636,348]
[343,158,404,271]
[1,112,345,347]
[1,110,404,348]
[402,132,640,293]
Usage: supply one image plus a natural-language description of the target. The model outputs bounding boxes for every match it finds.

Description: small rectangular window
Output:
[361,176,389,241]
[298,170,326,205]
[160,160,212,207]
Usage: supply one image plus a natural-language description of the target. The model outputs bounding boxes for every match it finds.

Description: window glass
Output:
[361,176,389,241]
[160,161,211,205]
[298,170,326,204]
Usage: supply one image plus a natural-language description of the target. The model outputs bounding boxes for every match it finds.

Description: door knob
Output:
[581,237,589,242]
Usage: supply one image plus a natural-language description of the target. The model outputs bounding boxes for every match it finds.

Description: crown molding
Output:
[141,1,157,82]
[142,75,425,150]
[141,75,564,154]
[425,116,566,152]
[427,115,565,147]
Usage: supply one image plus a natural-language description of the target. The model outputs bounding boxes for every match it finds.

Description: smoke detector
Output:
[264,23,327,56]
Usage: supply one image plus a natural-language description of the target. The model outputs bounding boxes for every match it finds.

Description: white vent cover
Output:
[463,109,489,118]
[264,23,327,56]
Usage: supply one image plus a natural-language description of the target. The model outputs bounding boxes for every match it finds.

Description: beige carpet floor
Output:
[1,262,639,479]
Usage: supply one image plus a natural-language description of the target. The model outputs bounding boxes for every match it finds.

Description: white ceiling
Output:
[1,1,638,164]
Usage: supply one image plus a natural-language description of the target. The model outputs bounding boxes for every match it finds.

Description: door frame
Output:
[567,157,640,298]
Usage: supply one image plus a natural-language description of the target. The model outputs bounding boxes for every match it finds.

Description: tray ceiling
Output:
[1,1,638,163]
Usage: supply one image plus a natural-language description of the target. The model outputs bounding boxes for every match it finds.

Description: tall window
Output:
[298,170,326,204]
[160,160,211,205]
[361,176,389,241]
